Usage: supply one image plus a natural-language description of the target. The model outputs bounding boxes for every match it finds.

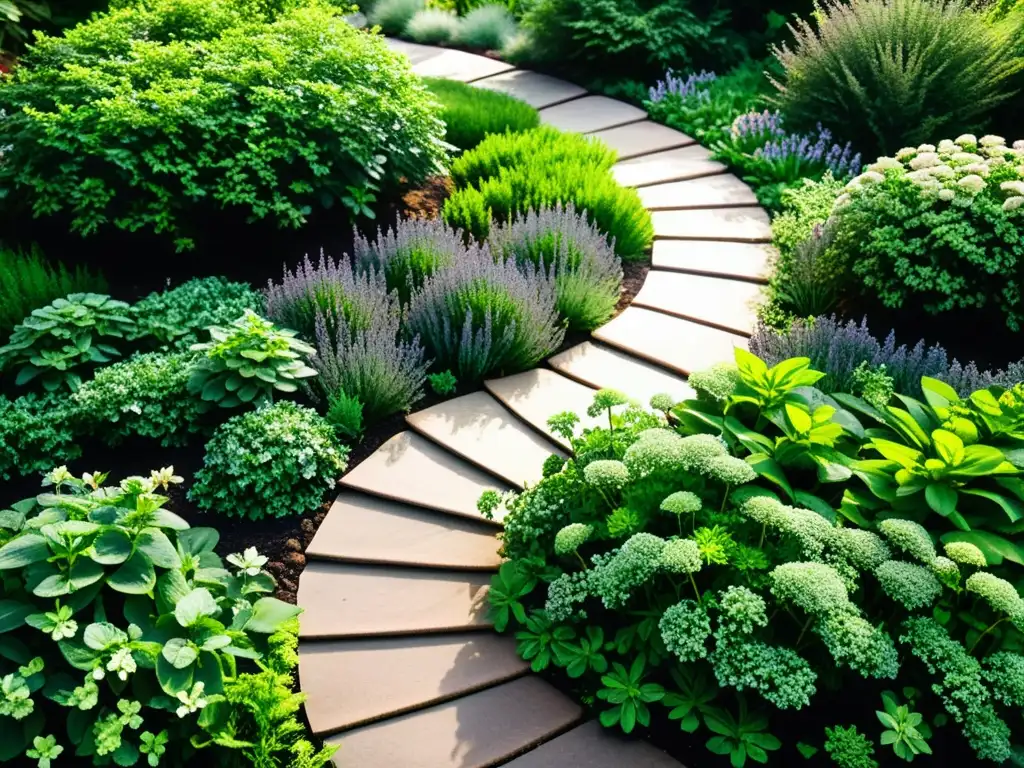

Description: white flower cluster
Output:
[839,134,1024,213]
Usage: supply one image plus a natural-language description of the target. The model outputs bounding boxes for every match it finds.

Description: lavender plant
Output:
[352,218,467,306]
[406,247,565,383]
[488,204,622,331]
[749,315,1024,397]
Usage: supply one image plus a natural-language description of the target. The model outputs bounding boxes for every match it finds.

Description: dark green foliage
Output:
[427,370,458,395]
[0,246,107,338]
[424,77,539,152]
[444,128,653,260]
[0,393,80,479]
[130,277,263,351]
[72,352,210,447]
[824,725,878,768]
[771,0,1024,157]
[189,401,349,520]
[0,0,447,250]
[326,390,365,441]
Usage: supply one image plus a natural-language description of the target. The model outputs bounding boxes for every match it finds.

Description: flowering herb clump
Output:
[646,70,716,105]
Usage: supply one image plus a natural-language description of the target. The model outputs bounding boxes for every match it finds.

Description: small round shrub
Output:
[72,352,209,447]
[455,3,517,50]
[0,0,447,249]
[190,401,349,520]
[424,77,539,152]
[404,8,460,44]
[832,136,1024,329]
[406,247,565,382]
[0,393,80,479]
[368,0,424,35]
[131,277,264,350]
[771,0,1024,157]
[488,204,622,330]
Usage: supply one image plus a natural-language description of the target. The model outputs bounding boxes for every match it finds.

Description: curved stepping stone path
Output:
[300,38,773,767]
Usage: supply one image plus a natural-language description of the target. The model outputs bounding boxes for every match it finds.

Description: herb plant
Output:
[0,393,80,480]
[131,278,263,351]
[427,370,458,396]
[424,77,539,152]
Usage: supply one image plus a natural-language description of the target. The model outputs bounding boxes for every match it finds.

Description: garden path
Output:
[296,38,770,767]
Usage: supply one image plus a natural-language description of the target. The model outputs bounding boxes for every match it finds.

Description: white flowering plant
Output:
[487,369,1024,764]
[0,465,302,765]
[831,135,1024,329]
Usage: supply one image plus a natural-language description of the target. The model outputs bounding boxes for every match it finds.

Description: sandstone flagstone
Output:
[484,369,601,451]
[612,145,726,187]
[539,95,646,133]
[638,173,758,210]
[652,240,772,283]
[651,207,772,242]
[547,342,694,405]
[632,270,763,335]
[471,69,587,108]
[589,121,694,160]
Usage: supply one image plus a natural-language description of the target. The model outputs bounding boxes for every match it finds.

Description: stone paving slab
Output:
[652,207,772,242]
[484,369,601,451]
[593,306,748,376]
[471,69,587,108]
[588,121,694,161]
[339,431,510,524]
[632,271,763,336]
[638,173,758,210]
[408,47,516,82]
[612,145,726,188]
[298,562,491,639]
[652,240,772,283]
[300,633,526,734]
[307,492,501,571]
[547,342,695,405]
[327,676,583,768]
[539,95,646,134]
[383,37,435,63]
[406,391,567,488]
[503,721,684,768]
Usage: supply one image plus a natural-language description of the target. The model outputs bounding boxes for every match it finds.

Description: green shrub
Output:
[831,136,1024,330]
[368,0,423,34]
[0,246,107,338]
[189,401,348,520]
[0,465,302,765]
[455,3,516,49]
[488,363,1024,767]
[509,0,744,82]
[72,352,210,447]
[771,0,1024,158]
[0,293,136,393]
[187,311,318,409]
[444,128,653,260]
[0,0,447,250]
[0,393,80,480]
[424,77,539,152]
[131,277,264,351]
[404,8,460,43]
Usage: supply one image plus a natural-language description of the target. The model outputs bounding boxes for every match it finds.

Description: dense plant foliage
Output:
[488,205,622,331]
[455,3,517,49]
[0,465,303,764]
[189,401,348,520]
[444,128,653,260]
[424,78,539,152]
[405,8,460,43]
[0,393,79,479]
[0,0,447,250]
[131,278,264,351]
[0,247,107,338]
[486,357,1024,765]
[367,0,422,35]
[0,294,135,393]
[771,0,1024,158]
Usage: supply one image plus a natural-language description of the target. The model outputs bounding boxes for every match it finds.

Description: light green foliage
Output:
[589,533,666,608]
[693,525,734,565]
[0,465,302,765]
[455,3,516,49]
[584,460,630,490]
[770,562,852,616]
[825,725,879,768]
[772,0,1023,158]
[852,363,895,410]
[901,617,1012,762]
[770,173,845,258]
[189,401,348,520]
[834,138,1024,329]
[875,691,934,761]
[427,370,458,396]
[72,352,208,447]
[649,393,675,412]
[325,390,364,441]
[368,0,423,34]
[878,519,937,564]
[623,429,687,478]
[187,311,317,409]
[0,246,107,338]
[588,389,630,418]
[545,571,590,623]
[687,363,740,403]
[874,560,943,610]
[965,572,1024,625]
[0,393,80,479]
[405,8,460,43]
[554,523,592,555]
[0,0,447,248]
[660,600,710,662]
[444,127,653,260]
[834,528,892,571]
[660,539,703,574]
[0,293,135,393]
[817,611,899,679]
[982,652,1024,706]
[930,556,961,589]
[130,277,263,351]
[705,455,757,486]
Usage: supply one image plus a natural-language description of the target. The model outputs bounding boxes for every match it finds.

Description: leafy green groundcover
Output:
[484,351,1024,766]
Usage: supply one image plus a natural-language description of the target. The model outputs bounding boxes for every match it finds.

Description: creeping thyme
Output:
[877,519,936,564]
[944,541,987,568]
[660,600,711,662]
[875,561,943,610]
